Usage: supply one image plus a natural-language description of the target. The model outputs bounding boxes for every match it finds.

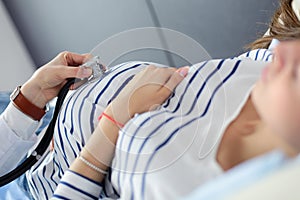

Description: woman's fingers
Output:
[109,65,189,124]
[159,66,189,97]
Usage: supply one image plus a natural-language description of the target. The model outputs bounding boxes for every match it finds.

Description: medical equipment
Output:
[0,0,172,187]
[72,56,109,89]
[0,56,109,186]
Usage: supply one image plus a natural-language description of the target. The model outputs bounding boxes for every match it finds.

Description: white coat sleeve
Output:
[0,102,41,175]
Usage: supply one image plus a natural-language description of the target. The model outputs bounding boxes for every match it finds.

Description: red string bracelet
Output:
[98,112,124,128]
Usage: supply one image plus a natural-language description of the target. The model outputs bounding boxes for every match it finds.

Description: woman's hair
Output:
[249,0,300,49]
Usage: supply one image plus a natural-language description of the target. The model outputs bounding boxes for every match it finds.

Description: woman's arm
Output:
[52,65,189,199]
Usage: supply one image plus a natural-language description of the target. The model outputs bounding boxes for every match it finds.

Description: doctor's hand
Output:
[20,51,92,109]
[104,65,189,126]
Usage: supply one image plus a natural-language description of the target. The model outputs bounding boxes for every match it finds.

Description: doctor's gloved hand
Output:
[20,51,93,109]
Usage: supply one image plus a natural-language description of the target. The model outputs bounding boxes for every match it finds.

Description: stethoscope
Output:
[0,80,73,187]
[0,57,107,187]
[0,0,172,187]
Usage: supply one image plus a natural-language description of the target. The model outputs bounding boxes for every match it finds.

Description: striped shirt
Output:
[26,49,272,200]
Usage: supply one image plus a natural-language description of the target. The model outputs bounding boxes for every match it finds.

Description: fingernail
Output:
[176,67,189,77]
[82,67,93,76]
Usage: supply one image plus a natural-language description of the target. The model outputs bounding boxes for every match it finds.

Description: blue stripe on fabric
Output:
[28,175,38,199]
[64,125,78,158]
[56,90,83,168]
[127,61,219,199]
[77,89,96,146]
[261,49,268,61]
[68,170,103,186]
[43,164,54,191]
[123,59,228,198]
[139,60,241,199]
[255,49,260,60]
[89,62,147,194]
[90,63,146,141]
[126,61,217,159]
[76,142,82,153]
[129,60,226,199]
[62,63,121,150]
[51,87,84,189]
[48,147,66,190]
[51,194,71,200]
[246,51,251,57]
[107,75,135,105]
[38,62,140,199]
[186,59,226,114]
[29,148,50,172]
[36,169,49,200]
[58,181,98,199]
[106,167,120,198]
[116,61,210,194]
[94,63,147,104]
[42,165,55,195]
[163,91,175,108]
[50,156,61,185]
[55,62,140,180]
[71,84,94,146]
[28,150,51,198]
[169,61,210,114]
[56,126,70,168]
[89,74,135,136]
[266,53,273,62]
[53,147,64,178]
[88,78,119,134]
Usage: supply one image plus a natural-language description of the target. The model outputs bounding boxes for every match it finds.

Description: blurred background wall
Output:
[0,1,34,91]
[1,0,279,91]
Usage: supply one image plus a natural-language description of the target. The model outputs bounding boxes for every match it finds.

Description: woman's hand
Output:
[80,64,189,180]
[105,65,189,125]
[21,51,92,108]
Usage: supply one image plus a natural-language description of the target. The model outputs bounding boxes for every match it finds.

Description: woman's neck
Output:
[217,95,298,171]
[242,96,298,158]
[246,122,299,159]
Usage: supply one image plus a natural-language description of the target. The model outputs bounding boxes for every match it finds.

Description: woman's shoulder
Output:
[236,48,272,62]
